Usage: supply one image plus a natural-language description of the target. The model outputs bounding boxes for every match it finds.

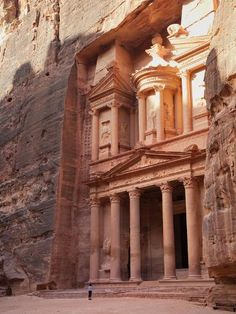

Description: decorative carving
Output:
[164,101,174,129]
[100,120,111,145]
[90,196,100,207]
[110,193,120,204]
[182,177,196,189]
[167,24,188,37]
[145,34,172,67]
[100,238,111,271]
[129,189,141,199]
[147,101,156,129]
[160,182,172,193]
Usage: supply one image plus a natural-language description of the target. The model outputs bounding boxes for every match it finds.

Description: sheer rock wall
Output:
[204,0,236,305]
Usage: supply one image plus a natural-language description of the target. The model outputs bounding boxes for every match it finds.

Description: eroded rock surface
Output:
[204,0,236,306]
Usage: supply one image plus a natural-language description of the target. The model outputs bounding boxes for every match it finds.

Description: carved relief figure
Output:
[147,102,156,129]
[100,120,110,145]
[100,238,111,271]
[164,102,174,129]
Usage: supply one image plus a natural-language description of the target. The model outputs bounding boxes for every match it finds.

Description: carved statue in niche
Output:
[120,122,128,141]
[164,101,174,129]
[100,238,111,271]
[147,102,156,129]
[100,120,110,145]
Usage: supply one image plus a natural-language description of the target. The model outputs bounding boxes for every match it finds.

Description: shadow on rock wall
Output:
[0,31,102,293]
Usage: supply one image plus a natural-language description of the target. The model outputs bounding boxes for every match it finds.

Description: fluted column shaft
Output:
[160,183,176,279]
[137,94,146,143]
[183,177,201,278]
[129,190,142,281]
[181,71,192,133]
[91,111,99,161]
[110,194,121,281]
[111,104,119,156]
[90,197,100,281]
[154,85,165,142]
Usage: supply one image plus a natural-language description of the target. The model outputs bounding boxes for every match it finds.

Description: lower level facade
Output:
[88,130,208,283]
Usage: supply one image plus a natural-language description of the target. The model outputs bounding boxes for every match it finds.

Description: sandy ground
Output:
[0,296,230,314]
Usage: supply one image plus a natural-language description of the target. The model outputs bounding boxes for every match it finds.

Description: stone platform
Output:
[34,280,215,306]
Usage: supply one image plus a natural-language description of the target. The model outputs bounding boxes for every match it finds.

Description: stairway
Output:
[34,279,214,306]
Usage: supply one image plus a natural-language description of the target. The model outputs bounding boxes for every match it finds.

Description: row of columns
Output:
[90,177,201,282]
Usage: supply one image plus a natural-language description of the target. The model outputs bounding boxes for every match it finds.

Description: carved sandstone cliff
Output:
[0,0,183,293]
[204,0,236,306]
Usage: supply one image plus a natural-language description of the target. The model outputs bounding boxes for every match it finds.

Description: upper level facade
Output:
[82,0,219,185]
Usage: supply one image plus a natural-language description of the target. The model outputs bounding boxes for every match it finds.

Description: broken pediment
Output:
[103,149,190,179]
[168,35,210,58]
[88,64,134,102]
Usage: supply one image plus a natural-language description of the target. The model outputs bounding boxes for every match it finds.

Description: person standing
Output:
[88,283,93,300]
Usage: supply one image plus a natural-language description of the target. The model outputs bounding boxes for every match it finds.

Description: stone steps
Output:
[34,282,213,306]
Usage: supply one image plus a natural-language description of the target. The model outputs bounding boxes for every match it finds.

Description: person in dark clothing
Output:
[88,283,93,300]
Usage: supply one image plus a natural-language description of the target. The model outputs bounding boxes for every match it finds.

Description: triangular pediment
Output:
[169,35,210,58]
[103,148,190,179]
[89,66,134,101]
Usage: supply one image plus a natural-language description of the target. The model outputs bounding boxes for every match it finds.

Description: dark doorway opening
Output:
[174,213,188,269]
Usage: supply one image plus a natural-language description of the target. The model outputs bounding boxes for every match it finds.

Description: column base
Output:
[188,274,202,280]
[109,278,122,282]
[163,276,177,280]
[129,277,142,283]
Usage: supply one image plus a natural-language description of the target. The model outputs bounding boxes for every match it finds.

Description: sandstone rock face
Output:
[203,0,236,297]
[0,0,184,293]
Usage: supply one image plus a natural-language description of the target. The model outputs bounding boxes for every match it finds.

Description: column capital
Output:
[90,196,100,206]
[89,108,99,116]
[129,189,141,199]
[160,182,173,193]
[136,92,145,100]
[182,176,197,189]
[153,84,165,93]
[110,193,120,204]
[178,69,189,78]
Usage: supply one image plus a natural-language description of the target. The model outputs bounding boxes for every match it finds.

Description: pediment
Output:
[104,149,190,179]
[169,35,210,58]
[89,66,134,102]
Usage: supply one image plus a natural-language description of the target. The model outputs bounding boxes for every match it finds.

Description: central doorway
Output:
[174,213,188,269]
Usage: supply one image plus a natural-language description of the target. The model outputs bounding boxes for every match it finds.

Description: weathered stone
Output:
[204,0,236,306]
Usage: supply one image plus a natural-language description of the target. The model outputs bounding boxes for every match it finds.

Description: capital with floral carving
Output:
[129,189,141,200]
[153,84,165,93]
[110,193,120,204]
[182,176,197,189]
[160,182,173,193]
[89,108,99,116]
[90,196,100,207]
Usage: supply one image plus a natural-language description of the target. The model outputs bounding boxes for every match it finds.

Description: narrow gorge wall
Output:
[204,0,236,305]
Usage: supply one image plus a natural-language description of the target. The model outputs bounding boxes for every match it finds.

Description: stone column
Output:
[129,189,142,281]
[183,177,201,278]
[154,85,165,141]
[110,193,121,281]
[137,93,146,143]
[91,110,99,161]
[175,86,183,135]
[111,103,119,156]
[180,71,192,134]
[89,197,100,281]
[130,108,135,148]
[160,182,176,279]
